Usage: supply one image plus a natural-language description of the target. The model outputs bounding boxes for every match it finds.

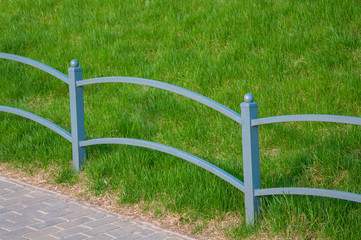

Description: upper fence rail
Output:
[0,53,69,84]
[252,114,361,126]
[78,77,243,124]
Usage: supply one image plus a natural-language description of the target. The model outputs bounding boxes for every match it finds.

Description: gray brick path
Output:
[0,176,195,240]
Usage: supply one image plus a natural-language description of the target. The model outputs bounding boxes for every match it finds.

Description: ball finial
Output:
[244,93,254,103]
[70,59,79,67]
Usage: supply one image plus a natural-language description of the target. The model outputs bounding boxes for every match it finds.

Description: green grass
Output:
[1,0,361,238]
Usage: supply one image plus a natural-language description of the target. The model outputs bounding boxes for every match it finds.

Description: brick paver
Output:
[0,176,195,240]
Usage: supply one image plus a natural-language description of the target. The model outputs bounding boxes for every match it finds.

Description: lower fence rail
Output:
[80,138,245,192]
[0,105,72,142]
[255,187,361,203]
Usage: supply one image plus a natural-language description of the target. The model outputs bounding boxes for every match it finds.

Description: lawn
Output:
[1,0,361,238]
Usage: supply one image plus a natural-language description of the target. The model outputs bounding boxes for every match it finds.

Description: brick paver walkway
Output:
[0,176,195,240]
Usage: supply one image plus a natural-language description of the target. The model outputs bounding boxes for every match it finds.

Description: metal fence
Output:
[1,53,361,225]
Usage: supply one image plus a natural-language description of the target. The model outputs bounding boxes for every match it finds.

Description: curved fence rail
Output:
[255,188,361,203]
[252,114,361,126]
[0,106,72,142]
[1,53,360,227]
[78,77,242,124]
[80,138,245,192]
[0,53,69,84]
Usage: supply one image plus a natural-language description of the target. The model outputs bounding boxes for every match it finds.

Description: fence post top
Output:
[244,93,254,103]
[241,93,257,109]
[70,59,79,67]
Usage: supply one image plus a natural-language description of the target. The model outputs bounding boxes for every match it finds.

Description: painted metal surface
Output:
[77,77,242,124]
[255,187,361,203]
[79,138,245,192]
[68,61,86,171]
[2,53,361,226]
[252,114,361,126]
[241,93,261,225]
[0,53,69,84]
[0,105,71,141]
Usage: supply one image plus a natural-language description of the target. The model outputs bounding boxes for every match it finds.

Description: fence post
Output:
[68,59,86,171]
[241,93,261,225]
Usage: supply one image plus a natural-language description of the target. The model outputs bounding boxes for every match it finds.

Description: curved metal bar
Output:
[252,115,361,126]
[254,187,361,203]
[0,106,72,142]
[77,77,242,124]
[0,53,69,84]
[79,138,245,192]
